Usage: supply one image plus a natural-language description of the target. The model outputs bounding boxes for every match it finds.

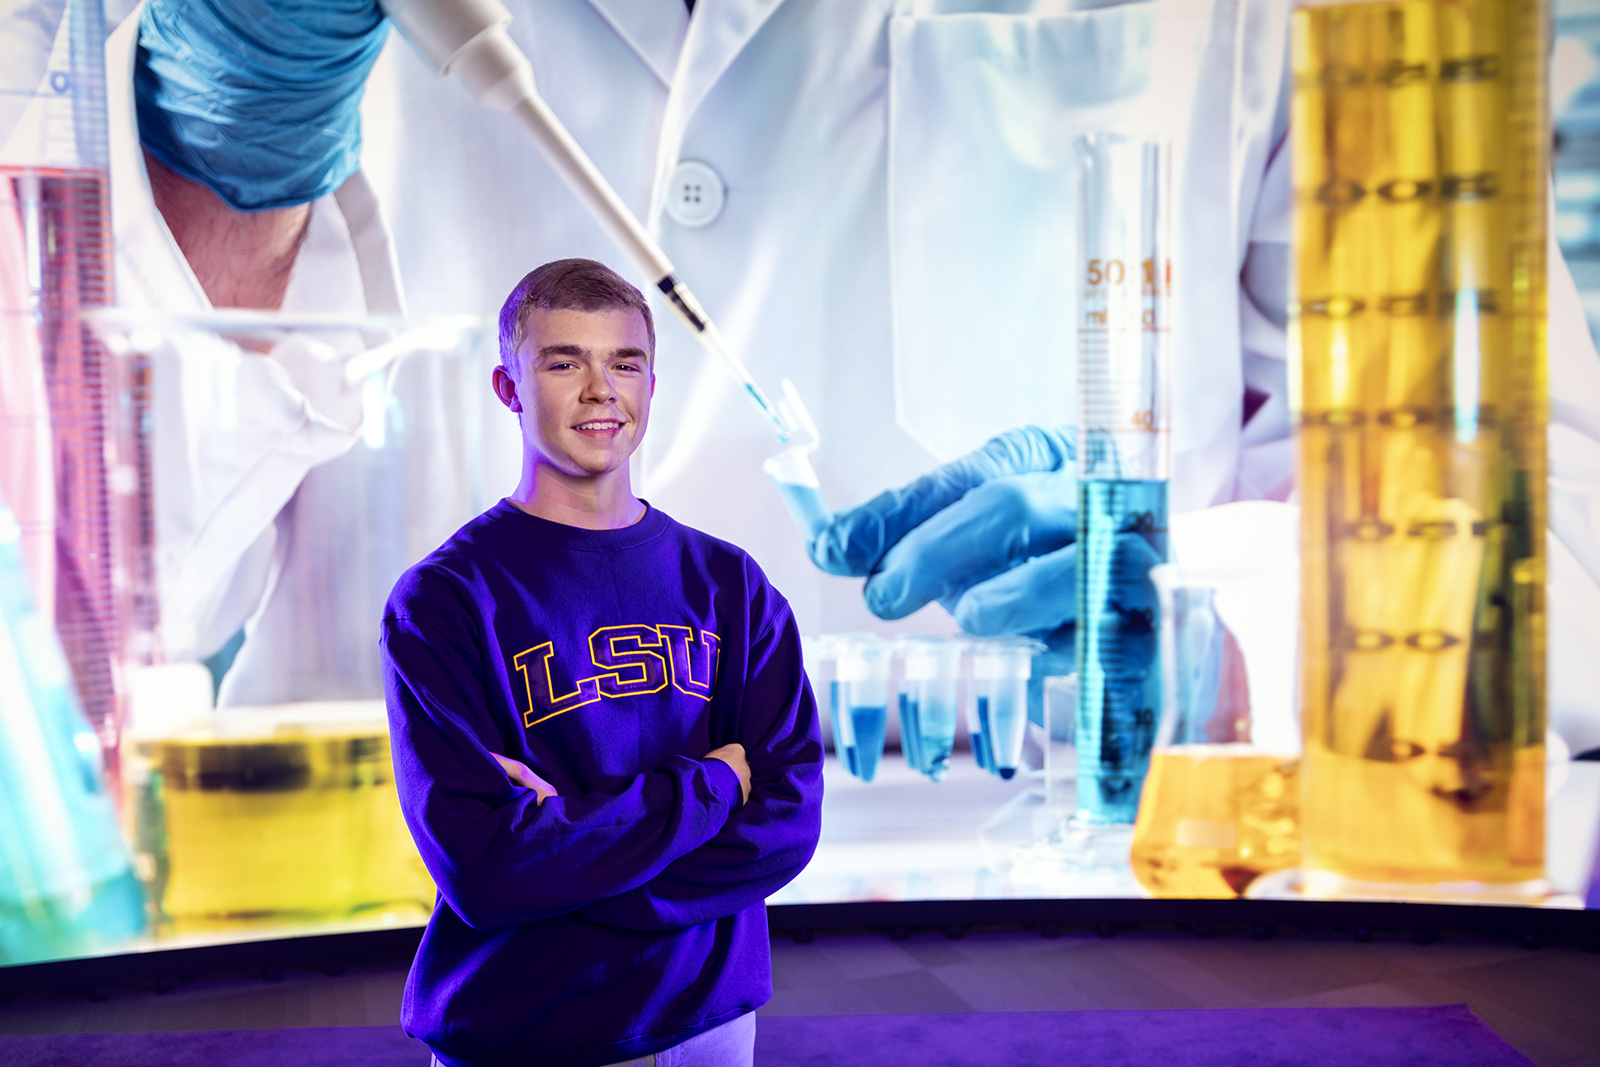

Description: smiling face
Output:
[493,306,655,482]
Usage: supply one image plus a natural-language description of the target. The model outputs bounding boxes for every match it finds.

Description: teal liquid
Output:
[898,692,956,782]
[0,503,149,965]
[1074,478,1169,823]
[0,869,147,966]
[775,481,832,540]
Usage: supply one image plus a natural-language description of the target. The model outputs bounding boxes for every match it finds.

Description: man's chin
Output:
[565,446,636,479]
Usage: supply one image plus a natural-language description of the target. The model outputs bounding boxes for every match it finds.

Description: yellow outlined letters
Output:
[659,625,721,701]
[514,623,720,724]
[513,642,602,727]
[589,625,669,697]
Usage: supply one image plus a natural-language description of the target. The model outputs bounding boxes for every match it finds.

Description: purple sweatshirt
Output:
[380,501,823,1067]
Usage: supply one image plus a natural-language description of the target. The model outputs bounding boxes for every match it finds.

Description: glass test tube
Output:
[764,379,833,540]
[968,638,1038,780]
[1292,0,1547,893]
[896,636,964,782]
[1074,134,1173,824]
[831,635,891,783]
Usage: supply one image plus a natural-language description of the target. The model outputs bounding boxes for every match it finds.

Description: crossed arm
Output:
[381,604,822,933]
[493,744,751,807]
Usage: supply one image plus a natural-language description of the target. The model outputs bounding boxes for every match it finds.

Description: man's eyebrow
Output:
[534,343,586,360]
[532,344,650,362]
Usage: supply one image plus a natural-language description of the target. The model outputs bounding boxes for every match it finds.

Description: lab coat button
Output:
[665,160,725,227]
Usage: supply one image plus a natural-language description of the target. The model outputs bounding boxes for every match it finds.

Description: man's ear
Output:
[492,363,523,414]
[650,372,656,398]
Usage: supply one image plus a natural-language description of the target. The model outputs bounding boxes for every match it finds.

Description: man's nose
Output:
[580,366,614,402]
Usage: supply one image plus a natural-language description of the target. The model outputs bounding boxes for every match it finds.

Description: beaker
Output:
[86,308,484,703]
[968,638,1041,780]
[1131,564,1301,899]
[1292,0,1548,894]
[88,309,479,926]
[122,701,434,926]
[1,0,140,763]
[896,636,963,782]
[0,491,146,964]
[1074,134,1172,824]
[831,635,892,782]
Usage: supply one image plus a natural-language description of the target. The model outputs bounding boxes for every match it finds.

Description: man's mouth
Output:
[574,420,624,431]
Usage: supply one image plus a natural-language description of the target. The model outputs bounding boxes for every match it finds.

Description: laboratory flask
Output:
[0,491,146,964]
[1131,564,1301,898]
[1074,135,1172,825]
[896,636,964,782]
[1,0,146,762]
[1292,0,1547,893]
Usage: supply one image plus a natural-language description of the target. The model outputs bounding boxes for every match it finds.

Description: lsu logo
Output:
[512,624,721,727]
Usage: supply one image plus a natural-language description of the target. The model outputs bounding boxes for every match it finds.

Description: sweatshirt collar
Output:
[491,498,669,551]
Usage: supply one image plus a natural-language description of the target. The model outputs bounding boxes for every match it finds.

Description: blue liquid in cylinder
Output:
[1075,479,1168,823]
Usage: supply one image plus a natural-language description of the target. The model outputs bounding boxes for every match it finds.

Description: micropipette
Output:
[380,0,798,445]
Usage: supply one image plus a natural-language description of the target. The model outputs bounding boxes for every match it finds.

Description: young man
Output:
[381,259,823,1067]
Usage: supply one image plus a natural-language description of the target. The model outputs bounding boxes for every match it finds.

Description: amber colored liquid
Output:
[1130,745,1300,898]
[1291,0,1546,886]
[128,725,434,922]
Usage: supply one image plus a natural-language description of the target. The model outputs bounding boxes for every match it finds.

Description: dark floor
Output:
[0,927,1596,1066]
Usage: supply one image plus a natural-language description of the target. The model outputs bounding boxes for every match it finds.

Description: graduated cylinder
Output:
[1290,0,1547,890]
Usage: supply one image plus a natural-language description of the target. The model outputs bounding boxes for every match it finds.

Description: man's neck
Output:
[508,463,646,530]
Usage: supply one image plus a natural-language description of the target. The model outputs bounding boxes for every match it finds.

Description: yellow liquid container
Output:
[1291,0,1547,893]
[125,702,434,926]
[1131,745,1301,898]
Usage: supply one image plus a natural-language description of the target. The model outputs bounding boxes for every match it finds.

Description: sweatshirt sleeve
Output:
[381,610,743,931]
[580,595,824,931]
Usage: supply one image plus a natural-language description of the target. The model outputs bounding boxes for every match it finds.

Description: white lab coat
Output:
[110,0,1600,752]
[362,0,1294,617]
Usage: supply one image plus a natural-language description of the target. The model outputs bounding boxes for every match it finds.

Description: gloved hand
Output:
[811,425,1168,741]
[810,425,1079,638]
[135,0,389,212]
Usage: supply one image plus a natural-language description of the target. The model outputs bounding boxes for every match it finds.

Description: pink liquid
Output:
[1,165,150,764]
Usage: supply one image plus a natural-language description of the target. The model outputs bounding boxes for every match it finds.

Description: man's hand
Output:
[491,753,557,806]
[704,743,751,805]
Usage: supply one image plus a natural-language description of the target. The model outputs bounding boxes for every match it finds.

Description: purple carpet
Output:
[755,1006,1534,1066]
[0,1005,1532,1066]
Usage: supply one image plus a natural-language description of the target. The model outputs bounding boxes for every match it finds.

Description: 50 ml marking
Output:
[1085,257,1171,290]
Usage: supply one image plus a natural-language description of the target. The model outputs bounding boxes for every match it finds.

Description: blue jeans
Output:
[428,1012,756,1067]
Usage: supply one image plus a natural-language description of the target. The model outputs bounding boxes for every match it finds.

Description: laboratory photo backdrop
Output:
[4,0,1600,971]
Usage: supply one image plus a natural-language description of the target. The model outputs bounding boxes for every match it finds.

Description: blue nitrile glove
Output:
[811,425,1078,630]
[810,426,1080,730]
[135,0,389,211]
